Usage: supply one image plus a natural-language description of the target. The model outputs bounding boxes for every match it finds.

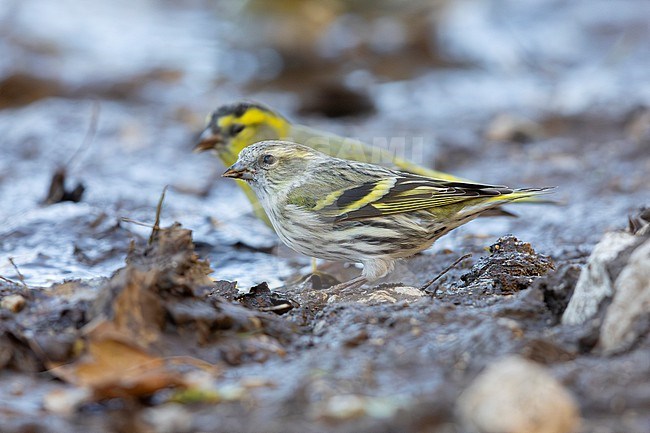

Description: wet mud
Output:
[1,1,650,432]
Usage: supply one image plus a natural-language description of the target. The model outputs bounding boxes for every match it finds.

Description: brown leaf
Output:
[50,322,186,400]
[111,269,166,346]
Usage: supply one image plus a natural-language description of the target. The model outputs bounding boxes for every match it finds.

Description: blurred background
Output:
[1,0,649,286]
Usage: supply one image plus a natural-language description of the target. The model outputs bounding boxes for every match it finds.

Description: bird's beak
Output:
[193,127,223,153]
[222,162,253,180]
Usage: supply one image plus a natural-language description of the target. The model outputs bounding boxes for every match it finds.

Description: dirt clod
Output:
[44,168,85,205]
[460,235,555,295]
[235,282,299,315]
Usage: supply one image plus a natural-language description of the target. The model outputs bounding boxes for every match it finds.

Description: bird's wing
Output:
[298,174,514,222]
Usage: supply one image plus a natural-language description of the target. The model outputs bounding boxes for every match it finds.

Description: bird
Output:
[194,101,527,227]
[222,140,552,290]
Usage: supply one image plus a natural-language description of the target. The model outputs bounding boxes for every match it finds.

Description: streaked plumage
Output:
[195,102,532,226]
[223,140,552,290]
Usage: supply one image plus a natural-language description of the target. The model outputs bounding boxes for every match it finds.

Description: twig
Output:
[258,304,293,312]
[120,217,155,229]
[0,275,19,285]
[65,100,101,170]
[163,355,220,374]
[8,257,28,291]
[420,253,472,295]
[43,101,99,205]
[149,185,168,245]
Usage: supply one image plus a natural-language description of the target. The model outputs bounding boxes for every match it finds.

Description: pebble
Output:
[458,356,580,433]
[599,238,650,354]
[562,231,638,325]
[1,294,26,313]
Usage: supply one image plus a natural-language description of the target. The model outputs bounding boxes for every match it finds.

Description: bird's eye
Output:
[230,124,245,136]
[261,154,277,166]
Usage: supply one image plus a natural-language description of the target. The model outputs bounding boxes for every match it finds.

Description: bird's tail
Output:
[486,187,556,204]
[427,187,555,241]
[457,187,556,223]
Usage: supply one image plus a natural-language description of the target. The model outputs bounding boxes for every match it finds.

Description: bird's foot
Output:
[332,275,367,291]
[310,257,318,274]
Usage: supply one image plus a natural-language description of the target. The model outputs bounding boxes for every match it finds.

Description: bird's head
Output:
[194,102,291,166]
[223,140,320,190]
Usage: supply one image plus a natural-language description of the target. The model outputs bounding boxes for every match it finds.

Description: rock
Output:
[141,403,192,433]
[320,394,367,420]
[295,281,426,306]
[0,294,26,313]
[562,231,640,325]
[458,356,580,433]
[43,388,92,415]
[562,209,650,352]
[317,394,404,421]
[599,238,650,354]
[326,284,426,305]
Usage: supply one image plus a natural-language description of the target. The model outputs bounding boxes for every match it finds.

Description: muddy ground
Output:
[1,1,649,432]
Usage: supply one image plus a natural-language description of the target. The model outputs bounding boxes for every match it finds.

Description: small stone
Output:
[1,294,26,313]
[318,395,403,421]
[141,403,192,433]
[562,232,639,325]
[599,238,650,354]
[458,356,580,433]
[320,394,367,420]
[312,320,328,336]
[43,388,91,415]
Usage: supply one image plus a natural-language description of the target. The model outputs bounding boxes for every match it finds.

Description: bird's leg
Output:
[313,259,391,295]
[311,257,318,274]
